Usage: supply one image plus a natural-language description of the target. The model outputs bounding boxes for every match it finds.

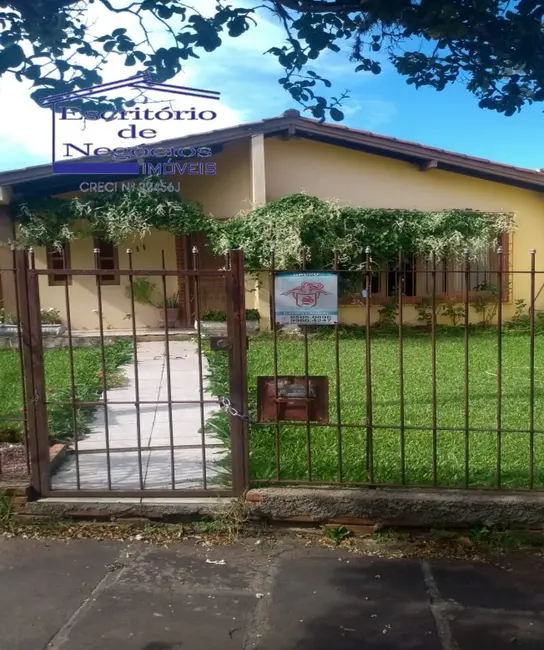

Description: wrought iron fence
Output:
[245,247,544,491]
[0,250,30,483]
[1,248,248,498]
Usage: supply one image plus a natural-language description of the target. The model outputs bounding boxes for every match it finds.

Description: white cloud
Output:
[343,99,397,131]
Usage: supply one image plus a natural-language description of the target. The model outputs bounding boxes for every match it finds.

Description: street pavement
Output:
[0,534,543,650]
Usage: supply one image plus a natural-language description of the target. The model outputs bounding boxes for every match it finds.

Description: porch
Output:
[1,230,233,332]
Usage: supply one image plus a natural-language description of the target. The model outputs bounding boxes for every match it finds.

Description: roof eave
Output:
[290,120,544,193]
[0,116,293,188]
[1,113,544,194]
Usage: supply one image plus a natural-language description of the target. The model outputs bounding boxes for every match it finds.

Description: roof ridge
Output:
[294,115,541,177]
[0,112,542,191]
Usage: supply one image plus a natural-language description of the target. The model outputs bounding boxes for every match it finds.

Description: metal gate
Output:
[11,248,249,499]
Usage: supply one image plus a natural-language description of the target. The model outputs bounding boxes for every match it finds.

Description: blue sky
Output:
[0,1,542,172]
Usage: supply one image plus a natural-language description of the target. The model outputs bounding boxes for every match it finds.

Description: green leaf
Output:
[156,5,173,19]
[329,107,344,121]
[125,54,136,66]
[112,28,127,37]
[24,65,41,80]
[0,44,25,72]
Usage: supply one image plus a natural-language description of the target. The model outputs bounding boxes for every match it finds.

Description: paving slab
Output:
[257,552,440,650]
[52,450,150,490]
[51,341,227,492]
[144,448,225,489]
[429,556,544,612]
[0,539,120,650]
[448,608,544,649]
[58,590,254,650]
[2,537,544,650]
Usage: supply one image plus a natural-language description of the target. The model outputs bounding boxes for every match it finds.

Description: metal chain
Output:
[218,396,254,423]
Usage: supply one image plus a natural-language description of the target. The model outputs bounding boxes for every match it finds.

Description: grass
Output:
[0,341,132,443]
[206,328,544,489]
[0,495,14,526]
[325,525,352,545]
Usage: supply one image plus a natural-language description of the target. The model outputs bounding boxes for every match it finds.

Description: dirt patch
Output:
[0,444,28,479]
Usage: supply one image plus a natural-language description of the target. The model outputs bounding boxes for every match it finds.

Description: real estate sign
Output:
[274,272,338,325]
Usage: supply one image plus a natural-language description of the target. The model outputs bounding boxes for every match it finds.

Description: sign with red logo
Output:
[274,272,338,325]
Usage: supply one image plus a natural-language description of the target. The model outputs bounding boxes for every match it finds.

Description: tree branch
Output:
[96,0,140,12]
[273,0,369,13]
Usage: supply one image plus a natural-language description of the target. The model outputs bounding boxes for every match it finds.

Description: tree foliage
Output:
[1,0,543,119]
[12,180,210,249]
[213,193,515,268]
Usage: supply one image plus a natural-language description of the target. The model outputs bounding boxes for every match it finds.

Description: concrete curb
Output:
[19,497,236,522]
[246,487,544,527]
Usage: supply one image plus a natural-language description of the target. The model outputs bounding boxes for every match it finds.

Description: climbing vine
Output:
[11,179,213,250]
[214,193,515,269]
[10,190,515,283]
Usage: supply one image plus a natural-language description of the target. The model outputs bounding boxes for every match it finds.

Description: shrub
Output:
[440,299,465,326]
[156,294,179,309]
[40,308,62,325]
[0,307,62,325]
[246,309,260,321]
[377,299,398,327]
[415,297,433,327]
[125,277,156,305]
[200,309,260,322]
[201,310,227,322]
[471,282,498,326]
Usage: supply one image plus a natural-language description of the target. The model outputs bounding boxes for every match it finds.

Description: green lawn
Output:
[237,330,544,489]
[0,341,132,443]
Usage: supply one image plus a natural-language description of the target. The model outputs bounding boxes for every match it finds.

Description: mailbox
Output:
[257,376,329,423]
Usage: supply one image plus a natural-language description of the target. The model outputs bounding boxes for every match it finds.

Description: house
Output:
[1,108,544,330]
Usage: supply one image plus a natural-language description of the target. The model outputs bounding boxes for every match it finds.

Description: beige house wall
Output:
[6,134,544,329]
[174,139,253,218]
[34,230,177,330]
[264,137,544,325]
[30,139,255,330]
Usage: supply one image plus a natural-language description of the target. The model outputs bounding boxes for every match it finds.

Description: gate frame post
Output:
[226,249,249,496]
[16,250,50,497]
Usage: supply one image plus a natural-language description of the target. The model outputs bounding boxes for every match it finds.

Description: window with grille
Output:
[46,244,71,286]
[341,235,509,303]
[419,243,506,298]
[386,256,417,297]
[93,237,119,285]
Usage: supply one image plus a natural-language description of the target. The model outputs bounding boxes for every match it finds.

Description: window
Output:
[46,244,71,286]
[339,235,510,304]
[387,257,417,298]
[93,237,119,285]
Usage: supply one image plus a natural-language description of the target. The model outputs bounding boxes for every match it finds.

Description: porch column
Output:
[0,187,16,315]
[250,133,266,207]
[250,134,271,329]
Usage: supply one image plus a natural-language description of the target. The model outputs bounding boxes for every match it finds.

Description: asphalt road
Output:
[0,535,543,650]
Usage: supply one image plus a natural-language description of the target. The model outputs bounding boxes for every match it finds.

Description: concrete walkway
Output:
[1,536,544,650]
[52,341,226,491]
